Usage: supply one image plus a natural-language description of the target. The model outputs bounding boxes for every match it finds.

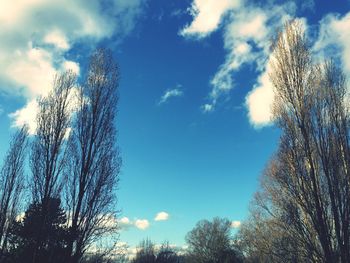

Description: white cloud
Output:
[4,46,57,98]
[0,0,145,130]
[119,217,131,225]
[180,0,241,38]
[134,219,150,230]
[154,211,169,221]
[118,216,134,230]
[202,103,214,113]
[44,30,70,50]
[245,61,274,127]
[159,87,183,105]
[231,220,241,228]
[118,215,176,230]
[182,1,350,129]
[9,99,38,134]
[245,18,308,127]
[314,12,350,75]
[180,0,297,125]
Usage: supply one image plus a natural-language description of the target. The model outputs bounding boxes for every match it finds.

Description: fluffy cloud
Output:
[135,219,150,230]
[9,99,39,134]
[154,211,169,221]
[180,0,241,38]
[245,18,307,127]
[245,61,274,127]
[118,214,173,230]
[118,217,133,230]
[118,217,152,231]
[44,30,70,50]
[159,86,183,105]
[314,12,350,75]
[182,1,296,118]
[231,220,241,228]
[182,1,350,128]
[119,217,131,225]
[180,1,296,125]
[0,0,145,131]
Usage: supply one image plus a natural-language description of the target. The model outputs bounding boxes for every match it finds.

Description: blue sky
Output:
[0,0,350,252]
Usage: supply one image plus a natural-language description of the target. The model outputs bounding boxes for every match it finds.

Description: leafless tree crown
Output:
[239,21,350,263]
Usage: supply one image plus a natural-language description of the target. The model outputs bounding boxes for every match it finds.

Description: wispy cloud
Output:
[179,0,297,124]
[201,103,214,113]
[154,211,169,221]
[181,1,350,128]
[159,86,184,105]
[314,12,350,76]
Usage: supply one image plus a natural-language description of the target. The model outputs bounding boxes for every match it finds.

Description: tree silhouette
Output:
[65,48,121,262]
[5,198,68,263]
[0,126,28,259]
[29,70,76,263]
[132,240,182,263]
[156,242,180,263]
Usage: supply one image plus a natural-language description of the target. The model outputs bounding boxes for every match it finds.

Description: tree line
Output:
[131,218,243,263]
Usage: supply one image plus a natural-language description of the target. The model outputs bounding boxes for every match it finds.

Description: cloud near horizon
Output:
[154,211,169,221]
[134,219,150,230]
[119,212,171,231]
[118,216,150,230]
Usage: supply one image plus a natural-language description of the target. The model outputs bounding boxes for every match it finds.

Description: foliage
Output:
[4,198,68,263]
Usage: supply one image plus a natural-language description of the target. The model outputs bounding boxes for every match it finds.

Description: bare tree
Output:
[30,70,76,262]
[132,239,156,263]
[31,71,76,203]
[185,217,242,263]
[236,171,315,263]
[0,126,28,257]
[65,49,121,262]
[245,21,350,262]
[156,241,180,263]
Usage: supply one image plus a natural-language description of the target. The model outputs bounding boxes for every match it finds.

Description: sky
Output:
[0,0,350,253]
